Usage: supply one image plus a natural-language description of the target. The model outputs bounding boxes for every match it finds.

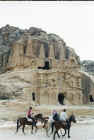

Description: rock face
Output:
[81,61,94,103]
[0,71,30,100]
[81,60,94,75]
[81,72,94,104]
[0,25,24,73]
[0,25,93,105]
[0,25,80,72]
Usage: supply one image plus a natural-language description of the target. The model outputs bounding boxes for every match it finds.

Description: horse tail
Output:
[17,119,20,125]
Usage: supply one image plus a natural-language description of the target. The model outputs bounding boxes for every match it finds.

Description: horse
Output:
[52,114,76,140]
[16,113,43,134]
[35,117,50,136]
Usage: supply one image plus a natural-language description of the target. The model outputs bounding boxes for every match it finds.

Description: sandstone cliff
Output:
[0,25,80,73]
[0,25,93,105]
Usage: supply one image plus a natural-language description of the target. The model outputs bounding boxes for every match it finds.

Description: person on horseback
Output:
[52,110,59,121]
[27,107,33,119]
[60,109,69,128]
[51,110,59,133]
[60,109,68,121]
[27,106,36,126]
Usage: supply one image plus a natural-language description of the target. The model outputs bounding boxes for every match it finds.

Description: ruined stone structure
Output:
[24,68,83,105]
[7,36,83,105]
[0,25,93,105]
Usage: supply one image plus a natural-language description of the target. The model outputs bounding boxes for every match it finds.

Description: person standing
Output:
[89,94,94,104]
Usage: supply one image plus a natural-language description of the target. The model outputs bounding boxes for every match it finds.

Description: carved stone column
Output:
[38,43,45,67]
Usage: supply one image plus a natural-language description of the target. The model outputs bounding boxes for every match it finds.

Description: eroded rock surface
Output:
[0,25,80,72]
[0,25,93,105]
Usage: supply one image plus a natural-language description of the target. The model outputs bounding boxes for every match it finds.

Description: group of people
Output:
[27,106,68,121]
[52,109,68,122]
[27,106,69,128]
[51,109,69,131]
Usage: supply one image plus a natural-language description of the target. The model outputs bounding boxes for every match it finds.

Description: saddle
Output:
[27,117,33,122]
[59,120,67,125]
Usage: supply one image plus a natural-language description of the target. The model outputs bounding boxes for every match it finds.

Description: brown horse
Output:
[52,114,76,140]
[35,118,50,136]
[16,113,43,134]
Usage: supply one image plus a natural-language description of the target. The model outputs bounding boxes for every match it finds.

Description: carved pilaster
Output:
[49,45,55,59]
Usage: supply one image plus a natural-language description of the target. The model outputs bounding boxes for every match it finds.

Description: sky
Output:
[0,2,93,61]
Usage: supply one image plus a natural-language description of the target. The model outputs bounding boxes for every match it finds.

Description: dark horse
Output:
[52,114,76,140]
[16,113,43,134]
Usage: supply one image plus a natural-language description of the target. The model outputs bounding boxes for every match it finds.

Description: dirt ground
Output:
[0,99,94,140]
[0,98,94,121]
[0,124,94,140]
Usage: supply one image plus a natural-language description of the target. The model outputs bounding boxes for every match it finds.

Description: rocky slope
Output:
[81,60,94,75]
[0,25,81,101]
[0,25,80,73]
[0,70,32,99]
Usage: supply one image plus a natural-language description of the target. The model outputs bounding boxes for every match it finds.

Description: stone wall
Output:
[23,68,83,105]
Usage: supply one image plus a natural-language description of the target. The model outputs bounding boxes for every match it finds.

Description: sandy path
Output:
[0,124,94,140]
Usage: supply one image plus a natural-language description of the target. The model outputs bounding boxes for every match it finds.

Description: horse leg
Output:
[68,128,70,138]
[46,127,49,137]
[16,120,21,134]
[22,125,25,135]
[51,122,54,134]
[31,125,34,134]
[16,124,22,133]
[44,127,48,137]
[46,128,48,136]
[46,124,51,137]
[35,125,38,133]
[53,130,57,140]
[61,128,66,137]
[56,131,60,138]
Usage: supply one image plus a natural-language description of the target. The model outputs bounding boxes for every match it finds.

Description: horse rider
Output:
[60,109,69,128]
[27,106,36,126]
[51,110,60,133]
[52,110,60,121]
